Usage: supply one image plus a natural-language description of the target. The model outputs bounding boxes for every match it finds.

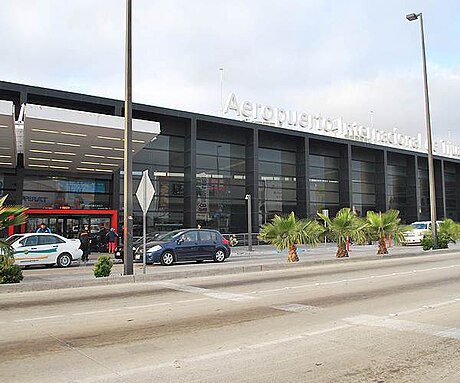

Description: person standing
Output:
[107,228,119,254]
[79,226,91,263]
[36,222,51,233]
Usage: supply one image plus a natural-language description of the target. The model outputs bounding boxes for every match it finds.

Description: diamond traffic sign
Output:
[136,170,155,214]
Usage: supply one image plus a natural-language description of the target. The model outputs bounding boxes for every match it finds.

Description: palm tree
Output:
[438,218,460,245]
[0,195,27,262]
[318,208,368,258]
[366,209,406,255]
[258,212,324,262]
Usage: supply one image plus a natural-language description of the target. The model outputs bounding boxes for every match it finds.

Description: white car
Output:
[403,221,441,245]
[5,233,82,267]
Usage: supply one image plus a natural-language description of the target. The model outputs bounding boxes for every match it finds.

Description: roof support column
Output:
[184,117,197,228]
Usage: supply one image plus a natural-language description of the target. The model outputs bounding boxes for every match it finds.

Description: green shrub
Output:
[93,256,113,278]
[421,234,433,251]
[422,232,450,251]
[0,262,23,284]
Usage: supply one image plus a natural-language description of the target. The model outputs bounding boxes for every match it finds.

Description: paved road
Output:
[19,243,460,284]
[1,251,460,382]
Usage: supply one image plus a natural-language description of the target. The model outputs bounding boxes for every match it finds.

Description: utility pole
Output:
[123,0,134,274]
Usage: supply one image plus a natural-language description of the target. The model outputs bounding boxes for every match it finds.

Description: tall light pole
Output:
[245,194,252,251]
[406,12,437,247]
[219,67,224,116]
[123,0,134,274]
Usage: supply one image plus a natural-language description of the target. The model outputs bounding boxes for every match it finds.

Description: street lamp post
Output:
[406,12,437,247]
[123,0,134,274]
[245,194,252,251]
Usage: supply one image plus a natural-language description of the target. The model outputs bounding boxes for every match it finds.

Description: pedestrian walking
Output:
[36,222,51,233]
[107,228,119,254]
[79,226,91,263]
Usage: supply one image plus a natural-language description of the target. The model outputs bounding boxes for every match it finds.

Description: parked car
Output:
[5,233,82,267]
[403,221,441,245]
[114,233,161,261]
[120,229,231,265]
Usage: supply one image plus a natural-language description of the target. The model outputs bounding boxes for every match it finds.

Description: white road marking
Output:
[248,263,460,295]
[125,303,170,310]
[14,315,64,322]
[271,303,319,313]
[72,309,122,316]
[343,314,460,340]
[158,281,256,302]
[74,323,349,383]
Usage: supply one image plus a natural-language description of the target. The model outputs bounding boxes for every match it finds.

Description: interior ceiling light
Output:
[0,162,12,166]
[97,136,121,141]
[0,146,10,150]
[51,159,73,163]
[49,165,69,170]
[0,155,11,158]
[106,156,123,160]
[0,124,9,128]
[132,139,145,143]
[91,145,112,150]
[29,157,50,161]
[61,131,87,137]
[54,151,76,156]
[31,128,59,134]
[57,142,80,147]
[30,149,53,154]
[99,162,118,167]
[85,154,105,158]
[95,169,112,173]
[29,164,48,168]
[76,167,95,172]
[81,161,100,165]
[30,140,55,145]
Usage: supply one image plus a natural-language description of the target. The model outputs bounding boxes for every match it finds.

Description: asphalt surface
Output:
[17,242,460,284]
[1,250,459,382]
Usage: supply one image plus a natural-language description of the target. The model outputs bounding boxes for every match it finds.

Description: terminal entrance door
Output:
[26,216,112,239]
[23,209,118,251]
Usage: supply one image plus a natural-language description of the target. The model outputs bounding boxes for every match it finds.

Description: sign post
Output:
[136,170,155,274]
[321,209,329,245]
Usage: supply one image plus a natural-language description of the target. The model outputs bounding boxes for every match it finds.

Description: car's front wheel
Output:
[214,249,226,263]
[160,251,175,266]
[57,253,72,268]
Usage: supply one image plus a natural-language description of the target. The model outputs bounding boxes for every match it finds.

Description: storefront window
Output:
[22,175,112,209]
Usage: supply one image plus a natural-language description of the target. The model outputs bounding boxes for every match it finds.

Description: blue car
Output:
[135,229,231,266]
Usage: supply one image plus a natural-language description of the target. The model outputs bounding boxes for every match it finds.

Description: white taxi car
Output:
[6,233,82,267]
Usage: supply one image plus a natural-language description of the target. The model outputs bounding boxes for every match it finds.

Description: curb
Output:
[0,247,458,294]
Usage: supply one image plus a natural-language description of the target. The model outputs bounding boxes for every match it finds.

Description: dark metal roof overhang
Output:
[22,104,160,173]
[0,100,17,168]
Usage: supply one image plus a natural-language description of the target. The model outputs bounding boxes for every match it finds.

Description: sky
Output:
[1,0,459,143]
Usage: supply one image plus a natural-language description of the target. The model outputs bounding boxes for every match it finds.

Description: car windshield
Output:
[411,223,428,230]
[5,234,24,245]
[156,230,184,241]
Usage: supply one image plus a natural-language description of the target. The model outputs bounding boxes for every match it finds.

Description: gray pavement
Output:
[1,252,460,382]
[1,242,458,294]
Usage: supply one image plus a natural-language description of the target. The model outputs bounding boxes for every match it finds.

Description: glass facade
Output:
[352,150,377,217]
[196,140,246,233]
[22,175,112,210]
[417,158,430,220]
[258,147,297,225]
[387,153,411,220]
[444,162,458,220]
[309,144,341,218]
[128,135,185,236]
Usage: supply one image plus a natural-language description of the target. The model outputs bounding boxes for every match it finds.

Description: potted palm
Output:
[258,212,324,262]
[318,208,368,258]
[0,195,28,284]
[366,210,406,255]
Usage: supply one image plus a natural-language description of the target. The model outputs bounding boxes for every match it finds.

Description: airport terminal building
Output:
[0,80,459,238]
